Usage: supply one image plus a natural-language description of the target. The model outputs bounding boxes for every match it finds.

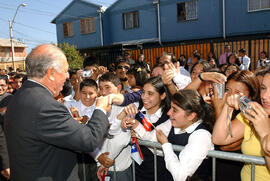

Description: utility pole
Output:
[9,3,26,70]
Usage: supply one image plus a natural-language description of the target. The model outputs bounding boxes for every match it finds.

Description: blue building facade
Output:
[52,0,270,50]
[52,0,103,49]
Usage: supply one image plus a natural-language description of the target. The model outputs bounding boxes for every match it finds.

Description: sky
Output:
[0,0,116,53]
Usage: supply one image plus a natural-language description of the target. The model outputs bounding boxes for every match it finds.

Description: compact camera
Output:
[238,96,253,114]
[81,70,92,78]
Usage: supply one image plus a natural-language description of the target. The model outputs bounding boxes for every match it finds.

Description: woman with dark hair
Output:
[257,51,269,69]
[127,65,149,92]
[117,76,171,181]
[207,51,218,66]
[212,70,260,181]
[227,53,241,66]
[211,70,270,181]
[244,68,270,169]
[122,89,214,181]
[224,63,240,77]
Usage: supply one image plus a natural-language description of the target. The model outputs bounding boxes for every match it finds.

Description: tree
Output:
[58,43,83,69]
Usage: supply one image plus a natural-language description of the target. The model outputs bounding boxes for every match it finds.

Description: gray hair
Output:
[26,45,64,78]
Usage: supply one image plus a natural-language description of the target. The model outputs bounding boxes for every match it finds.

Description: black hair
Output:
[143,76,170,112]
[116,59,130,67]
[127,64,148,87]
[193,52,201,61]
[0,75,8,84]
[171,89,215,129]
[80,79,98,91]
[14,74,23,80]
[227,53,241,66]
[227,70,260,102]
[69,69,78,78]
[190,62,212,74]
[83,56,99,68]
[61,79,72,97]
[239,48,246,54]
[99,72,121,87]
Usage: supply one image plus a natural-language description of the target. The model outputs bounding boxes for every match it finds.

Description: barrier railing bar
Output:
[132,160,136,181]
[137,140,266,165]
[154,147,157,181]
[212,157,216,181]
[251,163,255,181]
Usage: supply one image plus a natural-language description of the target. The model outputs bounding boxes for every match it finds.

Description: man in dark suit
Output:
[5,44,111,181]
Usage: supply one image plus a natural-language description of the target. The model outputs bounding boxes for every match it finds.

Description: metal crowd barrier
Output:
[129,140,266,181]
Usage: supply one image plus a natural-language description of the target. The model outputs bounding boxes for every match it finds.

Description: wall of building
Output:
[55,1,102,49]
[160,0,223,42]
[104,0,158,45]
[226,0,270,36]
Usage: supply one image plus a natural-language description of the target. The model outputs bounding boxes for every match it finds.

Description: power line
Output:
[13,30,53,43]
[13,21,55,34]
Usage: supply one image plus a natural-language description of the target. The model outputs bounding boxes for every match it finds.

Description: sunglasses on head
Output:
[117,65,130,70]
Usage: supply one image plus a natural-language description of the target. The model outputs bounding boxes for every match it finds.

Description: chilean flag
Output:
[131,137,144,165]
[138,111,152,132]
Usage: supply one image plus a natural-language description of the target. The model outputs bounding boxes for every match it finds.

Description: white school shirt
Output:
[64,100,96,123]
[134,104,166,155]
[134,119,214,181]
[96,105,132,172]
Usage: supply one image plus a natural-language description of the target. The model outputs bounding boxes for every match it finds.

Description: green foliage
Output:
[58,43,83,69]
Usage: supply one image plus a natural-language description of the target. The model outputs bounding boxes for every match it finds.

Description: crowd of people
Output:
[0,43,270,181]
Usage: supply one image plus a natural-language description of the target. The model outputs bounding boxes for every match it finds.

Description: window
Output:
[248,0,270,11]
[62,22,74,37]
[122,11,139,29]
[177,0,198,22]
[80,17,96,34]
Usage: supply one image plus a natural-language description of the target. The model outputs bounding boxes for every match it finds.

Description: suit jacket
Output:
[5,80,109,181]
[0,125,9,170]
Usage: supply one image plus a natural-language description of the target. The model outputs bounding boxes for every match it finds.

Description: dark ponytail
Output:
[171,89,214,129]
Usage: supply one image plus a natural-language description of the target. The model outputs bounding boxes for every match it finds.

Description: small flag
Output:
[138,111,152,131]
[131,137,144,165]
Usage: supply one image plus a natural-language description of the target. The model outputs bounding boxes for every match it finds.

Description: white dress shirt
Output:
[134,119,214,181]
[239,55,251,70]
[96,105,132,172]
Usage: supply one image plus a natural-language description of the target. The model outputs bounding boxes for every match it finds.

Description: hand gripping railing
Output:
[132,140,266,181]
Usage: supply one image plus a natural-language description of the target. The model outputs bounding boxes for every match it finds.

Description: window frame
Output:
[62,22,74,38]
[122,11,139,30]
[80,17,96,35]
[248,0,270,12]
[177,0,198,22]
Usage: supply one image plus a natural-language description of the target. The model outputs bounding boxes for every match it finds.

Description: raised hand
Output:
[156,130,168,145]
[243,102,270,139]
[96,96,112,113]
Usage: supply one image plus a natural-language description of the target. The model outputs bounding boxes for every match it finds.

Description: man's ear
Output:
[46,68,55,81]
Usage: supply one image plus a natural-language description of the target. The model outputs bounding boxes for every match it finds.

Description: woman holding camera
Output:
[242,69,270,170]
[212,70,270,180]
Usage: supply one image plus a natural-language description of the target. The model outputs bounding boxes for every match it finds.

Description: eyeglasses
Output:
[117,65,130,70]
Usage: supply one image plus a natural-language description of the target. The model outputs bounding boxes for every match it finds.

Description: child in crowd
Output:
[118,76,173,181]
[96,72,132,181]
[65,79,98,124]
[122,89,214,181]
[127,65,148,92]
